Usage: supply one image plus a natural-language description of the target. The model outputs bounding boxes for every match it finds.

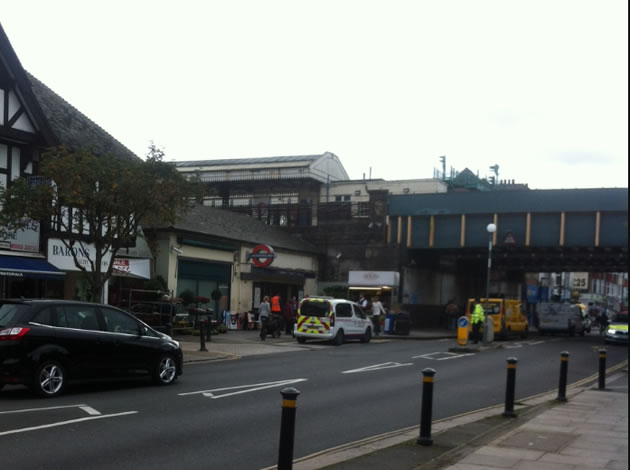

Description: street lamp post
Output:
[483,223,497,344]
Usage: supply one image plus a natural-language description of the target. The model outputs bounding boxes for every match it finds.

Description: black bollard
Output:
[503,357,518,417]
[199,320,208,352]
[278,387,300,470]
[556,351,569,402]
[417,368,436,446]
[206,319,212,342]
[598,348,606,390]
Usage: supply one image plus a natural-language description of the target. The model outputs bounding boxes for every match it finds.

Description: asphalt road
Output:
[0,334,626,470]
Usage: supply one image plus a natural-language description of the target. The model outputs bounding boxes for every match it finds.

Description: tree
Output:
[0,144,200,302]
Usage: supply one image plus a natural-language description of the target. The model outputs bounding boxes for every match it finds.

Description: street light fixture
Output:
[483,223,497,344]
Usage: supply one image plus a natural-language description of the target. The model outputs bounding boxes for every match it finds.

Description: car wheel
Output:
[361,327,372,343]
[297,337,306,344]
[334,330,344,346]
[153,354,178,386]
[33,359,66,398]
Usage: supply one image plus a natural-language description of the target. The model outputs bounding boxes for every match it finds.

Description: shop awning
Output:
[0,255,65,280]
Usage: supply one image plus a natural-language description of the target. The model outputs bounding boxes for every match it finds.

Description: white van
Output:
[537,302,585,336]
[295,297,373,345]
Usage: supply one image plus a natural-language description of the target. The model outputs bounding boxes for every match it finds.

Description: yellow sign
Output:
[457,316,469,345]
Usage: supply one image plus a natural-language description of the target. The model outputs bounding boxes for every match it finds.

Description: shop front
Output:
[0,254,65,298]
[1,217,64,298]
[47,238,151,302]
[347,270,400,309]
[176,259,232,322]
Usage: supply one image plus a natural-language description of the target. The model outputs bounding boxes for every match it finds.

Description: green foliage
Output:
[0,144,201,301]
[211,288,222,301]
[323,285,347,299]
[144,275,168,292]
[178,289,195,306]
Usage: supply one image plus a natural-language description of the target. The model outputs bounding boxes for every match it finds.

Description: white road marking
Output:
[342,362,413,374]
[79,406,101,416]
[178,378,308,399]
[0,404,90,415]
[0,411,137,437]
[437,353,476,360]
[412,352,476,360]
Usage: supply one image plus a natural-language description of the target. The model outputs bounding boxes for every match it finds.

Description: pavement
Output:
[174,328,628,470]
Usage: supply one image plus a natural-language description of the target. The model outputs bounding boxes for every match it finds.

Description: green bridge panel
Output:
[465,214,496,247]
[496,214,527,246]
[434,215,460,248]
[565,213,596,247]
[411,217,430,247]
[600,212,628,247]
[529,214,561,246]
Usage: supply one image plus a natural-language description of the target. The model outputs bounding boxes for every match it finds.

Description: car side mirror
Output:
[140,325,149,336]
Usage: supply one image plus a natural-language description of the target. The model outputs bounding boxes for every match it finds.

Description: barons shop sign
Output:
[248,244,275,268]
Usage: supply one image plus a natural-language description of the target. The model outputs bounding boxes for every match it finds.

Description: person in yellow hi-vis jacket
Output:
[471,298,485,344]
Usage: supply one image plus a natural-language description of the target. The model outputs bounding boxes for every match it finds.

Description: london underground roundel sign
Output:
[250,244,275,268]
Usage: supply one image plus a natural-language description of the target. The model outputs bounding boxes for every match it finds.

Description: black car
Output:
[0,299,183,397]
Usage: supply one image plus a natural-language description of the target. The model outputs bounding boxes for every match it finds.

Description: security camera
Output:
[170,246,183,255]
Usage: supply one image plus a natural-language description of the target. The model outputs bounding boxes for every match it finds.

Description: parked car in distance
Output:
[0,299,183,397]
[295,296,372,345]
[537,302,585,336]
[605,311,628,345]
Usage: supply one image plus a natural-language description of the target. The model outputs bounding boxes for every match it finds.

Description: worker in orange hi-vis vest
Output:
[271,294,282,336]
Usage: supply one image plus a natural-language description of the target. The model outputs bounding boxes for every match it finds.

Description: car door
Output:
[352,303,369,334]
[334,302,356,336]
[53,304,113,379]
[99,306,158,374]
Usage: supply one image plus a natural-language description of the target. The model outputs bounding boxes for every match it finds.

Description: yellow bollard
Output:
[457,316,469,346]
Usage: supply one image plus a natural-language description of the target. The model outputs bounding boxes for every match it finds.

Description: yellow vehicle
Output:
[466,298,529,339]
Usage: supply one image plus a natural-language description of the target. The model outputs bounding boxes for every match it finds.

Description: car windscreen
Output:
[0,303,31,328]
[300,301,332,317]
[613,313,628,324]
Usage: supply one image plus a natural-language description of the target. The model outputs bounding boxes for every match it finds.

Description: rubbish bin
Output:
[394,312,410,335]
[384,313,396,334]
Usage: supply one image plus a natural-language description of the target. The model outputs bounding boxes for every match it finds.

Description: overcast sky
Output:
[2,1,628,189]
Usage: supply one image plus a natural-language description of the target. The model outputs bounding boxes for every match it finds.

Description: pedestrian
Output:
[359,294,368,310]
[471,298,484,344]
[598,310,609,335]
[445,299,460,330]
[291,296,299,336]
[283,299,295,335]
[271,293,282,336]
[259,296,271,340]
[371,295,386,336]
